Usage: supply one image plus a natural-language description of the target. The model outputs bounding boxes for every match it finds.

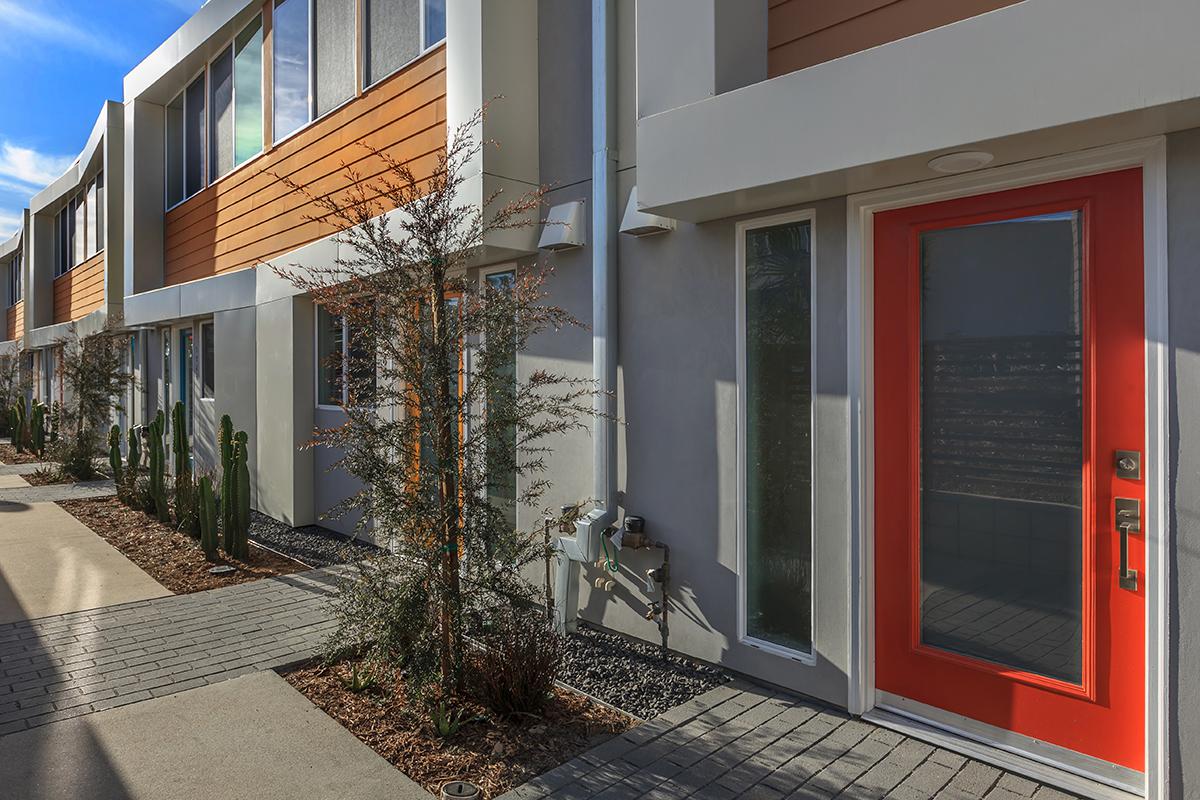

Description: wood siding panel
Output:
[5,301,22,342]
[53,253,106,325]
[768,0,1022,77]
[164,45,447,287]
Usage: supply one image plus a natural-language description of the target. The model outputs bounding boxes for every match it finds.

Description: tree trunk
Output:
[429,277,462,696]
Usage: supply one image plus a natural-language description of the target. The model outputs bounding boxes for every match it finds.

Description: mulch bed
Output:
[22,467,82,487]
[0,443,45,465]
[284,657,633,798]
[59,496,309,593]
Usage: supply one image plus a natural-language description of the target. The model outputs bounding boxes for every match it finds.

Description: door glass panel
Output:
[919,211,1084,684]
[744,220,813,654]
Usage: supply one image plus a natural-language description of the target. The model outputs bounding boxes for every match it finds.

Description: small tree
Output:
[273,111,595,698]
[0,350,29,437]
[50,321,133,479]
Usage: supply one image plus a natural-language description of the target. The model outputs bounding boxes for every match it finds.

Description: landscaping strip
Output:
[60,496,308,593]
[249,511,382,567]
[560,624,730,720]
[283,656,632,799]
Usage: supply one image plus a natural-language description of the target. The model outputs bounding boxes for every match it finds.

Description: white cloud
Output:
[0,0,134,63]
[0,142,74,191]
[0,209,21,240]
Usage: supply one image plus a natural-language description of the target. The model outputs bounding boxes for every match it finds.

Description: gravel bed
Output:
[559,623,729,720]
[248,511,383,568]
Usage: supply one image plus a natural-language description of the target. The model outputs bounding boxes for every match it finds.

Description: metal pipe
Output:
[554,0,618,635]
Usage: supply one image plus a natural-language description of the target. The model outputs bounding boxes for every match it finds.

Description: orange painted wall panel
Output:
[768,0,1022,77]
[53,253,106,324]
[164,45,447,287]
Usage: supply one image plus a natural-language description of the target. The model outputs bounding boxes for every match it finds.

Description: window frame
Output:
[165,14,265,212]
[8,252,21,307]
[53,171,105,278]
[361,0,446,91]
[735,207,819,665]
[199,320,216,400]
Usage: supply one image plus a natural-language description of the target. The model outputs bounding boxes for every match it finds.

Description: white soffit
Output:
[620,186,676,237]
[538,200,586,251]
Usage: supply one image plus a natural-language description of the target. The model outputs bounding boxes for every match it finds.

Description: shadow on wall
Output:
[0,570,135,800]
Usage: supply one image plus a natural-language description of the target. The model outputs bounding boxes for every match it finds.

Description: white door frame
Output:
[845,138,1170,799]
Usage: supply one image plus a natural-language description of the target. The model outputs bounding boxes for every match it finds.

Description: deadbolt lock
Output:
[1115,450,1142,481]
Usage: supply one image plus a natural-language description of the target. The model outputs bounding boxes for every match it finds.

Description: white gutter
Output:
[555,0,618,633]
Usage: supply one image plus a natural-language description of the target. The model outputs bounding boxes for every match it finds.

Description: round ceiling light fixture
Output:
[928,150,995,174]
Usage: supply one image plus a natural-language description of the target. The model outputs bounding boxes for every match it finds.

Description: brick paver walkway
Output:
[499,683,1084,800]
[0,562,1089,799]
[0,568,343,737]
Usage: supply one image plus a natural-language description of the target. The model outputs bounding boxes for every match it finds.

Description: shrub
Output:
[469,609,563,717]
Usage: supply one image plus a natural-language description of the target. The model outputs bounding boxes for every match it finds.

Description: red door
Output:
[874,169,1145,770]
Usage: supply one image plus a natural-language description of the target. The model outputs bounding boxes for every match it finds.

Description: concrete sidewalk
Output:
[0,671,428,800]
[0,500,169,624]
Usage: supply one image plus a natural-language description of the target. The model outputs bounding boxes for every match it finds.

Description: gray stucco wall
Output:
[525,0,851,705]
[1167,127,1200,798]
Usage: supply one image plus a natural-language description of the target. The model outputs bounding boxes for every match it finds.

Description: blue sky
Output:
[0,0,207,238]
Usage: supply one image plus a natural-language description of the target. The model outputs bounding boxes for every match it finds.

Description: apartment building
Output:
[0,223,24,357]
[7,0,1200,796]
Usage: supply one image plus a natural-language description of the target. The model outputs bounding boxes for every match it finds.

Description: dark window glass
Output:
[485,270,517,533]
[184,73,206,198]
[744,219,812,654]
[273,0,310,142]
[919,211,1085,684]
[365,0,420,87]
[94,172,105,252]
[317,306,344,405]
[209,45,235,182]
[201,322,215,399]
[166,91,185,207]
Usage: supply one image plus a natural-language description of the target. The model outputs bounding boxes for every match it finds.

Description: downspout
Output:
[554,0,618,634]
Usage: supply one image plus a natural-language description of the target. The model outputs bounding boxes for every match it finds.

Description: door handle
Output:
[1115,498,1140,592]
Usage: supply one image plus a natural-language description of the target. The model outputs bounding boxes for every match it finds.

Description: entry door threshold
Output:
[863,707,1141,800]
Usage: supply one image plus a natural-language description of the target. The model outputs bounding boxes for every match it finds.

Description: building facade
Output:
[5,0,1200,796]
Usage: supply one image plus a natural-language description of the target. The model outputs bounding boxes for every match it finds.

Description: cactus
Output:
[229,430,251,560]
[108,425,122,484]
[126,427,140,475]
[218,416,234,548]
[7,407,15,447]
[199,475,218,559]
[31,403,46,457]
[49,401,60,443]
[149,410,169,523]
[171,401,189,476]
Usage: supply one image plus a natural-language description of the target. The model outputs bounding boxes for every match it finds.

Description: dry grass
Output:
[59,496,308,593]
[284,657,633,798]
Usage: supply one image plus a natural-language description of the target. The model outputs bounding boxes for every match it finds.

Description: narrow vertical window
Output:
[56,206,69,275]
[316,306,344,405]
[184,73,206,198]
[163,330,172,433]
[743,217,813,655]
[166,91,185,207]
[209,45,235,182]
[485,270,517,533]
[365,0,420,87]
[273,0,311,142]
[94,172,105,252]
[314,0,355,117]
[234,16,264,166]
[71,196,84,267]
[424,0,445,48]
[85,180,99,257]
[200,322,215,399]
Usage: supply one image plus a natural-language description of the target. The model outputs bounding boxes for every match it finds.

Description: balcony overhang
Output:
[637,0,1200,222]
